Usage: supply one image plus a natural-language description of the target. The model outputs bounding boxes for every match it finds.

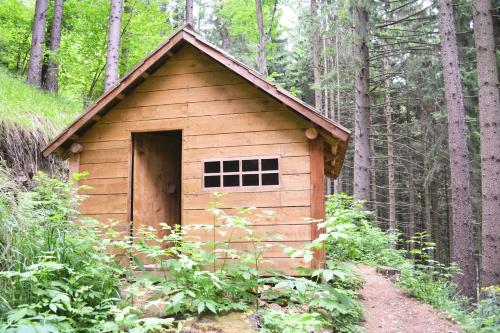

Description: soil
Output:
[353,265,463,333]
[180,312,257,333]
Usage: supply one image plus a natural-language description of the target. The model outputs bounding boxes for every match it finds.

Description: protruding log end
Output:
[69,143,83,154]
[305,127,319,140]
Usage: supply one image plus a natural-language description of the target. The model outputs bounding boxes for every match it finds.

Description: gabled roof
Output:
[43,24,350,178]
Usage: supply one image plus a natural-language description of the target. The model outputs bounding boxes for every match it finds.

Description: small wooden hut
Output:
[43,25,351,273]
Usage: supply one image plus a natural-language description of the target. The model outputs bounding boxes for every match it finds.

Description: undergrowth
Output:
[125,192,364,332]
[0,175,364,332]
[326,193,500,333]
[7,172,496,332]
[0,170,172,332]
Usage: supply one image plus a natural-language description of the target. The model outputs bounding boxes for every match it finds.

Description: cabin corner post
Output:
[67,150,80,183]
[310,136,326,269]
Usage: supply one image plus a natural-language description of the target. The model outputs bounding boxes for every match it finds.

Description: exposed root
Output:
[0,116,66,188]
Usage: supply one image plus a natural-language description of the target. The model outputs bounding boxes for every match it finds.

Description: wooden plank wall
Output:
[76,45,316,274]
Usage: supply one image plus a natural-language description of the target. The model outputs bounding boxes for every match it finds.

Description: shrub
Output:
[0,171,172,332]
[126,193,363,332]
[325,193,405,267]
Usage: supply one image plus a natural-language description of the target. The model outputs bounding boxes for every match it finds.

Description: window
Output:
[203,157,279,190]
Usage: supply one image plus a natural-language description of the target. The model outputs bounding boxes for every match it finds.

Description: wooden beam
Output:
[141,71,151,79]
[310,136,325,269]
[91,115,101,122]
[330,140,339,155]
[305,127,319,140]
[69,134,79,140]
[116,93,126,100]
[324,151,335,162]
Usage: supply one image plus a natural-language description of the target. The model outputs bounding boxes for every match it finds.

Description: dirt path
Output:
[353,265,462,333]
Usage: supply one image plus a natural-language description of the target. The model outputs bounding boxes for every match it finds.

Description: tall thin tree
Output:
[437,0,476,298]
[352,2,371,202]
[104,0,123,92]
[26,0,48,87]
[186,0,193,26]
[255,0,267,76]
[383,44,397,245]
[311,0,322,111]
[45,0,64,92]
[473,0,500,289]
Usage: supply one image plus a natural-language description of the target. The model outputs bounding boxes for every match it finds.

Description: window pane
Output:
[204,161,220,173]
[223,175,240,187]
[262,173,279,185]
[261,158,279,171]
[204,175,220,188]
[242,174,259,186]
[223,160,239,172]
[242,159,259,172]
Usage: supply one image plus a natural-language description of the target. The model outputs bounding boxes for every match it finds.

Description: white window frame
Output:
[201,156,281,191]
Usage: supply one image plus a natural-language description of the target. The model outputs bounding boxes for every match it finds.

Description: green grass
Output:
[0,68,82,129]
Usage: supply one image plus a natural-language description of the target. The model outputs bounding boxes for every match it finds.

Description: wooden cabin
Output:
[43,25,351,273]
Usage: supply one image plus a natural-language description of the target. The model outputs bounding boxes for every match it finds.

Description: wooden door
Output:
[133,132,181,239]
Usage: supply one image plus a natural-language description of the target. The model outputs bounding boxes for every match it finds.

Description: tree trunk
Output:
[255,0,267,76]
[104,0,123,92]
[404,108,416,253]
[437,0,476,299]
[431,181,440,261]
[119,0,131,75]
[311,0,322,111]
[185,0,193,26]
[26,0,48,87]
[369,126,378,216]
[333,30,342,194]
[383,44,397,245]
[423,148,437,259]
[473,0,500,289]
[219,20,230,50]
[352,3,371,203]
[44,0,64,92]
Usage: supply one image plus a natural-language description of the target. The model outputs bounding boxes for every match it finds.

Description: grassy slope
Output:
[0,69,82,129]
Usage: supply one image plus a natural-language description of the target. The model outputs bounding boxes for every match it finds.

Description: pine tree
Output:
[437,0,476,298]
[352,2,371,203]
[473,0,500,289]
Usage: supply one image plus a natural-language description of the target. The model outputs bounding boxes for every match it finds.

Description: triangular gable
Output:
[43,24,350,178]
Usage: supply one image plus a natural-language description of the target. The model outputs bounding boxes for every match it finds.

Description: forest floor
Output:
[353,265,463,333]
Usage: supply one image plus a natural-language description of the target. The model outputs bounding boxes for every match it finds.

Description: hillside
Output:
[0,69,83,183]
[0,69,82,130]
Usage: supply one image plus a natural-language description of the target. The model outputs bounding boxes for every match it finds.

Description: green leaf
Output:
[49,303,57,313]
[7,307,28,322]
[205,302,217,314]
[322,269,334,282]
[197,301,205,314]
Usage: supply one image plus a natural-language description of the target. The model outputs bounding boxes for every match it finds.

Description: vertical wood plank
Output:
[310,136,325,269]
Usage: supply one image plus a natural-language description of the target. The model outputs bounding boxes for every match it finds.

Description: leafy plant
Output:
[0,170,173,332]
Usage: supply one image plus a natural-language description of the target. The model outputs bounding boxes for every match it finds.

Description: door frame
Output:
[127,129,183,239]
